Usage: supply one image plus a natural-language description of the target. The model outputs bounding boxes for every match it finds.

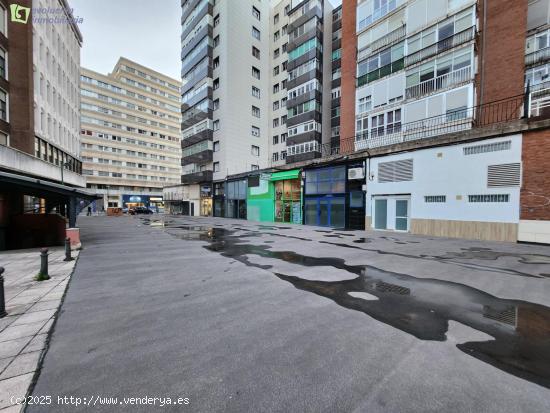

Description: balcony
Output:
[182,149,213,166]
[525,46,550,68]
[181,170,213,185]
[405,27,476,68]
[369,25,406,55]
[357,58,404,87]
[405,65,472,100]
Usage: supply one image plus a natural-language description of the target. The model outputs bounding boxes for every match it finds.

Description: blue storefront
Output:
[122,195,164,210]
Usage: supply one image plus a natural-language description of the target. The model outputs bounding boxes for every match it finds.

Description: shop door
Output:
[395,199,409,231]
[374,199,388,230]
[348,191,365,230]
[305,197,345,228]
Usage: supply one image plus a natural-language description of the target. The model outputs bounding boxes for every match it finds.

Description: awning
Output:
[270,169,301,181]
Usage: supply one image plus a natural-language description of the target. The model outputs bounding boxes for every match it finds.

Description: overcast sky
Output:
[70,0,342,81]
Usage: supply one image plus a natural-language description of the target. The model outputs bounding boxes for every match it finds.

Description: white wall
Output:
[366,135,523,224]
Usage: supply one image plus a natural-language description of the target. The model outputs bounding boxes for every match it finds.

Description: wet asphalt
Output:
[28,215,550,412]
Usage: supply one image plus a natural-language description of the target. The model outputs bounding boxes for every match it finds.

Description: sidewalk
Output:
[0,248,79,412]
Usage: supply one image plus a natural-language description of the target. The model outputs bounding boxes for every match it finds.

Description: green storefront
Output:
[247,170,302,224]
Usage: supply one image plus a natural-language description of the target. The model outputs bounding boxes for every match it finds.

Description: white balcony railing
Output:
[525,46,550,67]
[406,66,472,100]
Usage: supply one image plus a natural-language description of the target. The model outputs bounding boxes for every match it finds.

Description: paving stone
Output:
[27,300,60,313]
[0,337,33,360]
[0,352,42,380]
[21,334,48,355]
[0,373,34,409]
[12,310,56,327]
[0,321,47,343]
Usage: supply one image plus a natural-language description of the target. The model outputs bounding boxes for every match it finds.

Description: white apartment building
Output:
[80,58,182,211]
[31,0,83,185]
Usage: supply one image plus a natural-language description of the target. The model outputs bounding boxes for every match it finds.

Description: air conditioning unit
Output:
[348,167,365,180]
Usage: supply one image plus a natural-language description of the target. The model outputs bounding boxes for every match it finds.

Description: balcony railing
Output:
[369,25,406,55]
[405,27,476,67]
[529,82,550,117]
[525,46,550,67]
[316,94,526,157]
[405,65,472,100]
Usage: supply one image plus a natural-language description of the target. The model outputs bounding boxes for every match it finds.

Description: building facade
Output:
[80,58,182,211]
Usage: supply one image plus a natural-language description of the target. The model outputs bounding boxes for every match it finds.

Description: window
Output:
[252,46,260,59]
[273,152,279,161]
[273,66,280,76]
[273,101,280,110]
[305,166,346,195]
[213,141,220,152]
[274,30,280,42]
[213,120,220,130]
[0,89,6,121]
[332,49,342,61]
[0,49,5,79]
[357,41,405,86]
[213,78,220,90]
[425,196,447,203]
[213,99,220,110]
[213,57,219,69]
[213,35,220,47]
[273,118,279,127]
[274,14,279,24]
[214,14,220,27]
[213,162,220,172]
[281,133,287,142]
[252,66,261,79]
[252,86,261,98]
[251,126,260,137]
[281,151,287,159]
[252,6,261,20]
[281,115,287,124]
[358,96,371,114]
[273,83,280,93]
[252,106,260,117]
[274,48,280,59]
[251,145,260,156]
[288,38,322,62]
[251,164,259,171]
[273,135,279,145]
[468,194,510,203]
[252,26,261,40]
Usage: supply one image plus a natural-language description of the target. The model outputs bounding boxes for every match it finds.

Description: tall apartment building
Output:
[330,5,342,150]
[180,0,272,217]
[80,58,182,210]
[0,0,92,249]
[285,0,333,164]
[269,0,291,167]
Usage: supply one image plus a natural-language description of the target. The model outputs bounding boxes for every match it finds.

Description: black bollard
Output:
[64,238,73,262]
[38,248,50,280]
[0,267,6,318]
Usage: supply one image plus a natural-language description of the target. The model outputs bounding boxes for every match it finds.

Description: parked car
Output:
[129,206,153,215]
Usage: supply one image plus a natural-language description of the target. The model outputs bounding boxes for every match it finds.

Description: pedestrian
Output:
[87,206,92,216]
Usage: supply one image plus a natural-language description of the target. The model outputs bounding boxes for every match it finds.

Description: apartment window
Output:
[213,78,220,90]
[282,61,287,70]
[251,165,259,171]
[273,66,280,76]
[213,162,220,172]
[0,6,5,35]
[281,150,287,159]
[251,145,260,156]
[214,14,220,27]
[332,68,341,80]
[213,120,220,130]
[274,13,279,24]
[251,5,261,19]
[282,43,287,53]
[252,67,261,79]
[213,57,220,69]
[273,83,280,93]
[274,48,280,59]
[281,79,287,89]
[252,106,260,117]
[282,25,287,35]
[281,115,287,124]
[252,86,261,98]
[281,133,287,142]
[252,46,260,59]
[214,35,220,47]
[284,5,290,15]
[0,89,6,121]
[0,49,5,79]
[273,101,280,110]
[213,99,220,110]
[332,87,341,99]
[273,152,279,162]
[358,96,372,114]
[332,49,342,61]
[251,126,260,137]
[274,30,280,42]
[213,141,220,152]
[252,26,261,40]
[273,135,279,145]
[281,97,287,107]
[273,118,279,127]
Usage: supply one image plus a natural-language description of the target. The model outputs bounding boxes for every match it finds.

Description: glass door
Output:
[374,199,388,229]
[395,199,409,231]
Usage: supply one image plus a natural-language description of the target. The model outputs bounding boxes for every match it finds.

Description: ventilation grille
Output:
[378,159,413,183]
[375,281,411,295]
[483,305,516,327]
[424,195,446,203]
[463,140,511,155]
[487,163,521,187]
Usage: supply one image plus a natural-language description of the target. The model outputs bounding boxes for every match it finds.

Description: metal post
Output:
[64,238,73,262]
[39,248,50,280]
[524,81,531,119]
[0,267,6,318]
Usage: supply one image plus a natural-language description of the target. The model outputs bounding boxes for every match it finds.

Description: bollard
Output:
[0,267,6,318]
[38,248,50,280]
[64,238,73,262]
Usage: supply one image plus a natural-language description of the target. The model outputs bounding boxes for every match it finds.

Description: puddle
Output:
[431,247,550,265]
[154,221,550,389]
